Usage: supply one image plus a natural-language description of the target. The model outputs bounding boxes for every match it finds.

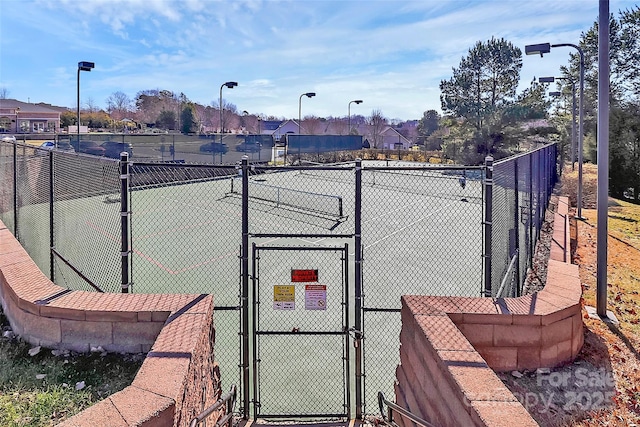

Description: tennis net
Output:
[229,177,344,218]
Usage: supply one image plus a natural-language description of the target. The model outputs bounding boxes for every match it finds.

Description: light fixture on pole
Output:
[219,81,238,164]
[539,76,577,170]
[77,61,95,150]
[526,42,585,219]
[298,92,316,135]
[348,100,363,135]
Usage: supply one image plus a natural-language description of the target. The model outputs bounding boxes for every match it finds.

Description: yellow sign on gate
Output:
[273,285,295,310]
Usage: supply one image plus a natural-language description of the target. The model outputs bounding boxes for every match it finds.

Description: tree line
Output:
[6,6,637,201]
[413,6,639,202]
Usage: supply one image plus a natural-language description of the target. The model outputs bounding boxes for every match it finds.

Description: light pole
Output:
[526,42,585,219]
[540,76,577,170]
[77,61,94,149]
[219,81,238,164]
[348,100,363,135]
[298,92,316,135]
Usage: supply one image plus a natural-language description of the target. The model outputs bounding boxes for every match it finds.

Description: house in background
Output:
[270,119,300,141]
[351,123,413,150]
[0,99,62,133]
[379,126,412,150]
[259,120,285,136]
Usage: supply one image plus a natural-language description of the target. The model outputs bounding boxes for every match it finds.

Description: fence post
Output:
[529,152,534,272]
[354,158,363,419]
[513,159,520,297]
[483,156,493,297]
[49,151,55,281]
[12,142,18,238]
[241,155,250,419]
[120,152,131,293]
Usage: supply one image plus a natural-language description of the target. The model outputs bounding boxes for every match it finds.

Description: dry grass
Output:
[499,165,640,426]
[559,164,599,209]
[570,197,640,425]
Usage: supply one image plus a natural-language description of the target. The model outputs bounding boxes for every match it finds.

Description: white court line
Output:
[157,194,277,230]
[361,198,427,224]
[360,200,456,251]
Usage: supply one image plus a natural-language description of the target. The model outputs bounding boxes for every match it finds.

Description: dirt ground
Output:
[498,165,640,426]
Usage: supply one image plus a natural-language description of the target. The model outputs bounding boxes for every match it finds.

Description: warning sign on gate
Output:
[305,284,327,310]
[291,269,318,282]
[273,285,295,310]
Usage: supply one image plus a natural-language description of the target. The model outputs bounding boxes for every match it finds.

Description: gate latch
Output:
[348,327,363,347]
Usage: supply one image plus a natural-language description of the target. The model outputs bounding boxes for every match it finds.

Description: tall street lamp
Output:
[540,76,577,171]
[526,42,585,219]
[219,81,238,164]
[348,100,363,135]
[298,92,316,135]
[77,61,95,149]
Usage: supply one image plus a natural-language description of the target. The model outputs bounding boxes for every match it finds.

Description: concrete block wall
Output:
[0,221,222,427]
[395,197,582,427]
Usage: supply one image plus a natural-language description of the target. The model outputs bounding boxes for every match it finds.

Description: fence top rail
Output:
[249,164,483,173]
[132,161,237,170]
[251,165,356,172]
[364,165,483,172]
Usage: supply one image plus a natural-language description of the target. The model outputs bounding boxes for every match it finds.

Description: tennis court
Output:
[115,160,483,417]
[121,161,483,298]
[4,150,485,418]
[1,141,557,419]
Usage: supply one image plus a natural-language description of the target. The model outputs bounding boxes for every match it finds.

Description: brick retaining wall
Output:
[395,196,582,427]
[0,221,222,427]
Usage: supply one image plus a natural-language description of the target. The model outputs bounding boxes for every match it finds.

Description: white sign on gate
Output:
[305,284,326,310]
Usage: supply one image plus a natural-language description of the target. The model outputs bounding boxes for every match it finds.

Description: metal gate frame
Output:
[236,157,365,420]
[251,243,351,419]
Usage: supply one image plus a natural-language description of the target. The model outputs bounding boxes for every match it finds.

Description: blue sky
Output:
[1,0,636,121]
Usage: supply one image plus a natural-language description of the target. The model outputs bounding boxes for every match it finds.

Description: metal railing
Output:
[189,385,237,427]
[496,249,519,298]
[378,392,436,427]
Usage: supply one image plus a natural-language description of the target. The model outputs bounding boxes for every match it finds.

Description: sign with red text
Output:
[291,269,318,282]
[305,284,326,310]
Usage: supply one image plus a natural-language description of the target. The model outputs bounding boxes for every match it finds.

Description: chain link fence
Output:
[489,144,557,297]
[0,140,558,419]
[55,133,272,165]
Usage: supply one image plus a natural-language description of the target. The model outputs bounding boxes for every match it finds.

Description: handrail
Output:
[190,384,237,427]
[496,249,519,298]
[378,392,436,427]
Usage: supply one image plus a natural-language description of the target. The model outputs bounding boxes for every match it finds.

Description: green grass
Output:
[0,310,144,427]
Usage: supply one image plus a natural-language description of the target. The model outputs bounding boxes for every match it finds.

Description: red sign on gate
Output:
[291,269,319,282]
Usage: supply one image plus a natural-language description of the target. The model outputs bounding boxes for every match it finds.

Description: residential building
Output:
[0,99,62,133]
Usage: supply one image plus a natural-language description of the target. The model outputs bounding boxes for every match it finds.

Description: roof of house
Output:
[0,99,65,114]
[261,120,284,131]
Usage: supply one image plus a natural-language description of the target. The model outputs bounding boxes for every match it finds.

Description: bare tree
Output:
[368,109,387,148]
[0,87,9,99]
[301,115,322,135]
[85,97,99,113]
[106,91,133,121]
[331,118,348,135]
[214,99,238,133]
[199,105,216,133]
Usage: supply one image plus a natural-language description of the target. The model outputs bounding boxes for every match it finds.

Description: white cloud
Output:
[1,0,636,119]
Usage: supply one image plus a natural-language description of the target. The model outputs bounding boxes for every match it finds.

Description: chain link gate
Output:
[251,243,351,419]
